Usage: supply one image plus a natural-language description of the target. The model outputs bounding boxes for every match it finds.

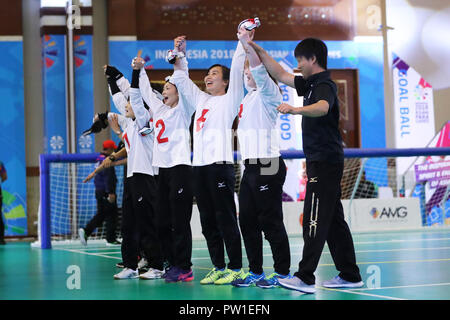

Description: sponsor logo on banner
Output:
[352,198,421,231]
[369,206,408,220]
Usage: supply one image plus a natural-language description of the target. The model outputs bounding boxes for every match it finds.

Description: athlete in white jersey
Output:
[100,64,164,280]
[132,44,196,282]
[170,33,246,285]
[230,30,291,289]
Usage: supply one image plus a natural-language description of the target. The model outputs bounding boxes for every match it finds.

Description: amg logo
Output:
[377,206,408,219]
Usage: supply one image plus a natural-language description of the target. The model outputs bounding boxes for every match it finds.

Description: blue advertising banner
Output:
[74,35,95,154]
[73,35,97,230]
[42,34,68,154]
[42,34,71,235]
[0,41,28,236]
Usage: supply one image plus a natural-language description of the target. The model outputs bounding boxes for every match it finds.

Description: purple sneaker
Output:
[164,267,194,283]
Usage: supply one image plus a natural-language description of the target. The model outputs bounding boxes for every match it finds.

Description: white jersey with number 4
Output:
[170,42,246,166]
[237,64,282,161]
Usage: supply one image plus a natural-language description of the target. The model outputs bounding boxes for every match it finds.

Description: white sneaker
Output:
[106,240,121,246]
[278,275,316,294]
[78,228,87,246]
[139,268,165,280]
[138,258,148,269]
[322,276,364,288]
[114,268,139,280]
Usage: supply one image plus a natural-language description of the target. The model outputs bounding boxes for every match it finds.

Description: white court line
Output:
[62,246,450,263]
[350,282,450,291]
[71,236,450,253]
[353,237,450,245]
[71,245,450,258]
[318,287,406,300]
[352,230,450,238]
[56,248,121,260]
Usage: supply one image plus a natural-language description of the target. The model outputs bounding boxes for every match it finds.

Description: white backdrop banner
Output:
[276,59,302,201]
[190,197,422,239]
[392,53,435,174]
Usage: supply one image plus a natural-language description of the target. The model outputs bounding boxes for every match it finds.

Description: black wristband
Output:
[105,66,123,81]
[108,78,120,95]
[131,69,140,88]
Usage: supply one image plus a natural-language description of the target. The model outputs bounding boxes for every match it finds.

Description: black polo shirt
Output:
[294,71,344,163]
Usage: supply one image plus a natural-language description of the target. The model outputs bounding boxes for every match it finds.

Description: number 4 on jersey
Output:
[196,109,209,132]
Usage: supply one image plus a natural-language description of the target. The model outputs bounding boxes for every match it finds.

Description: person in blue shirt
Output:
[79,140,120,246]
[0,161,7,245]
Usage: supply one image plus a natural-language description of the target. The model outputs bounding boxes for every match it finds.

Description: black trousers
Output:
[193,163,242,270]
[295,161,362,285]
[85,191,118,243]
[156,165,193,270]
[121,173,164,270]
[239,157,290,275]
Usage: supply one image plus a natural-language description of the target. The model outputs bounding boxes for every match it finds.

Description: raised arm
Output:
[129,67,151,130]
[238,27,281,107]
[105,65,130,100]
[226,40,246,116]
[131,57,166,113]
[252,64,282,108]
[170,37,208,109]
[104,66,129,116]
[247,40,295,88]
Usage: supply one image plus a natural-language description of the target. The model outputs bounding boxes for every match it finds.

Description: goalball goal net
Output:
[32,153,125,248]
[34,148,450,249]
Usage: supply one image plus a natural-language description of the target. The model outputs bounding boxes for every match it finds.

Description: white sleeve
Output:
[226,41,246,117]
[171,57,196,117]
[138,68,165,113]
[178,56,189,75]
[111,91,128,116]
[250,64,283,109]
[170,58,208,112]
[107,76,130,100]
[116,77,130,99]
[129,87,151,130]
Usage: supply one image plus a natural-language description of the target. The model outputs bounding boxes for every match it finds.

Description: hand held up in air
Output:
[174,35,186,54]
[108,113,121,134]
[131,51,145,70]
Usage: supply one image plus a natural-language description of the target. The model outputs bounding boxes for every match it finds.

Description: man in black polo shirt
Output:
[248,38,363,293]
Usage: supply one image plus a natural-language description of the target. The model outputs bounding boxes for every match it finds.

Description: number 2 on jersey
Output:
[156,119,169,144]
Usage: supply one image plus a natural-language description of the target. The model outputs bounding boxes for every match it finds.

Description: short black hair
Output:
[151,82,164,94]
[294,38,328,70]
[206,64,230,92]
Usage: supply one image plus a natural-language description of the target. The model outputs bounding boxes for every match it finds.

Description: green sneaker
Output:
[214,269,245,285]
[200,268,228,285]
